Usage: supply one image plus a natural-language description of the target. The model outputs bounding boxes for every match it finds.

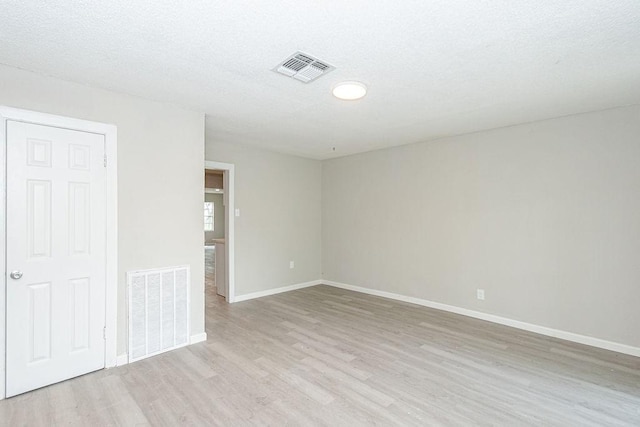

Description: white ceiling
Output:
[1,1,639,159]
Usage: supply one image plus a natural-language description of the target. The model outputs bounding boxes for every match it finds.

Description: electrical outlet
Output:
[235,208,240,217]
[289,261,295,269]
[477,289,485,300]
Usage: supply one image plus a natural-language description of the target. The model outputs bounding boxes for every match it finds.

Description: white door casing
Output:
[6,121,107,397]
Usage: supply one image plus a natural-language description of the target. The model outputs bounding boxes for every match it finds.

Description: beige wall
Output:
[204,193,225,242]
[205,140,322,296]
[0,65,205,355]
[322,105,640,348]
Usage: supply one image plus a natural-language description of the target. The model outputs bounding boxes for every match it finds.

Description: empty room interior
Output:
[1,1,639,425]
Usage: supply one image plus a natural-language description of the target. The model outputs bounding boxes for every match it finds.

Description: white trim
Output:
[104,120,118,370]
[204,161,235,303]
[116,354,129,366]
[234,280,322,303]
[323,281,640,358]
[190,332,208,344]
[0,112,6,401]
[0,106,118,400]
[204,188,224,194]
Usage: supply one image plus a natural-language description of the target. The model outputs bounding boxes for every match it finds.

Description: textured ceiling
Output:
[1,1,640,159]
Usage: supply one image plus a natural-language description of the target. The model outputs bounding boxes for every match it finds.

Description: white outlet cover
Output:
[289,261,295,269]
[235,208,240,217]
[477,289,485,300]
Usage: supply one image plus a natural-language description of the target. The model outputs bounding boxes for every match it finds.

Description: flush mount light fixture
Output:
[332,81,367,100]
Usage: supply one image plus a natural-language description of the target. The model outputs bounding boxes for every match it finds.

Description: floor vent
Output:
[273,51,335,83]
[127,265,190,363]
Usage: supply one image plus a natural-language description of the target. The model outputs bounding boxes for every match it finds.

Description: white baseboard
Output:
[323,280,640,358]
[234,279,322,303]
[190,332,208,344]
[116,353,129,366]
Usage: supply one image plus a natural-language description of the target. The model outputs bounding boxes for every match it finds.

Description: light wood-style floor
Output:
[1,277,639,425]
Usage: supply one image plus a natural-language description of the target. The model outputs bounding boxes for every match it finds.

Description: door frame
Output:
[204,161,235,302]
[0,106,118,399]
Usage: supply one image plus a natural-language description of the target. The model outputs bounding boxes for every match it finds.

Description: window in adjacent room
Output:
[204,202,214,231]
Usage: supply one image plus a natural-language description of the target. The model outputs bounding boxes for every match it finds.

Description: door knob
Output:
[10,271,23,280]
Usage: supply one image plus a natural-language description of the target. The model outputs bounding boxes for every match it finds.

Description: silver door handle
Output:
[10,271,23,280]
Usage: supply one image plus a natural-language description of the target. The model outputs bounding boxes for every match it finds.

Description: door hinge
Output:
[103,154,107,168]
[103,326,107,340]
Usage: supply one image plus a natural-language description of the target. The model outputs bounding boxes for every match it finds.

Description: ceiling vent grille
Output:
[273,52,334,83]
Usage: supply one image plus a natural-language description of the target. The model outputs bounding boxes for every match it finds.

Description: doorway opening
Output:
[204,170,225,299]
[203,162,235,309]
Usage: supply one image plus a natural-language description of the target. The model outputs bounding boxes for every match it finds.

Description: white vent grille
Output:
[127,265,190,363]
[274,52,334,83]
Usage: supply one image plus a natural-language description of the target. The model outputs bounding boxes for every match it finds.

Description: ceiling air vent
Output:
[273,52,334,83]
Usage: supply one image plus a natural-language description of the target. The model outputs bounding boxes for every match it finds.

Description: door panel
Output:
[27,282,52,363]
[6,120,107,397]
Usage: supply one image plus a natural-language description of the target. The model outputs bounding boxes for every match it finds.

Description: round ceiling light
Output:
[332,81,367,100]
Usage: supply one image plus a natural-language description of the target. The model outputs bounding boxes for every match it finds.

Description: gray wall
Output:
[205,140,322,296]
[0,64,206,355]
[204,193,225,242]
[322,105,640,348]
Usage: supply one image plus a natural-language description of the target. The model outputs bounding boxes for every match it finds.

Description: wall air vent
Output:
[273,52,335,83]
[127,265,190,363]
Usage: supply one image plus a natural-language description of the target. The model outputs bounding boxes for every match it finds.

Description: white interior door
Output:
[6,120,107,397]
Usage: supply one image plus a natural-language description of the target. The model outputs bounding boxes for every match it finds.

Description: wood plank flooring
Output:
[1,282,639,426]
